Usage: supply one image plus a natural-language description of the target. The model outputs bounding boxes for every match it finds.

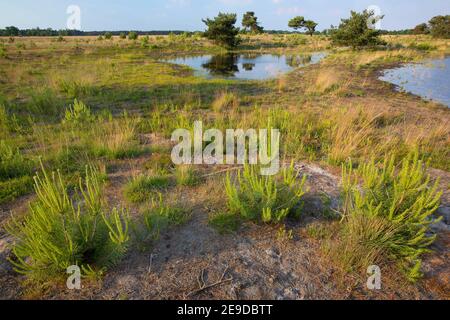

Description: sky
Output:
[0,0,449,31]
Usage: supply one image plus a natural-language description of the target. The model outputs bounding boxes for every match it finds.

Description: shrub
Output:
[202,13,241,48]
[63,99,94,125]
[225,163,306,223]
[340,151,442,281]
[124,174,171,203]
[330,10,386,48]
[104,32,112,40]
[119,33,126,39]
[429,15,450,39]
[128,32,138,40]
[6,165,130,282]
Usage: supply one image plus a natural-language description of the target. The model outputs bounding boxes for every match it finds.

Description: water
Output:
[164,53,326,80]
[380,57,450,107]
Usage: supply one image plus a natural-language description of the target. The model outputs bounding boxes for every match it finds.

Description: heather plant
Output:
[225,163,306,223]
[340,151,442,281]
[6,164,130,282]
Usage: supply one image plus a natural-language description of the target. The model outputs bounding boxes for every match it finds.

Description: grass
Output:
[142,193,191,240]
[208,211,240,234]
[124,174,171,203]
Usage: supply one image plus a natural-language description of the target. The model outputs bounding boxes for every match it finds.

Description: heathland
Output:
[0,33,449,299]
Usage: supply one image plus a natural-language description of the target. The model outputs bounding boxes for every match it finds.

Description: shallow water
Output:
[164,53,326,80]
[380,57,450,107]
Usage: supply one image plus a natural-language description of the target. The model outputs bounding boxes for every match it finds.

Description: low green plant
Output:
[63,99,94,125]
[143,193,190,239]
[208,212,240,234]
[0,175,33,205]
[124,174,171,203]
[340,151,442,281]
[6,164,130,282]
[0,140,33,180]
[225,163,307,223]
[175,165,199,187]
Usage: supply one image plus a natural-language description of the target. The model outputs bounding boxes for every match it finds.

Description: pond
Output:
[164,53,326,80]
[379,56,450,107]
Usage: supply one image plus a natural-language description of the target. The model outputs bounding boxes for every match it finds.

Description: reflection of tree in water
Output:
[285,54,312,68]
[202,54,239,77]
[242,63,255,71]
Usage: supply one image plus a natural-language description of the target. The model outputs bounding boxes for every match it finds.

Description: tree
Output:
[288,16,305,31]
[202,13,240,48]
[288,16,318,36]
[429,15,450,38]
[242,12,264,34]
[304,20,318,36]
[5,26,19,36]
[128,31,138,40]
[412,23,430,35]
[330,10,386,48]
[104,32,112,39]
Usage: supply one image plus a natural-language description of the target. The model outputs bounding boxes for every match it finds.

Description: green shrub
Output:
[128,32,138,40]
[6,165,130,282]
[104,32,112,40]
[225,163,306,223]
[143,193,190,239]
[340,151,442,281]
[63,99,94,125]
[119,33,126,39]
[124,174,171,203]
[330,10,386,48]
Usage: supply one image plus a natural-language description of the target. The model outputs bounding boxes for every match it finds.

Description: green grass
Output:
[208,212,240,234]
[124,174,172,203]
[143,193,191,239]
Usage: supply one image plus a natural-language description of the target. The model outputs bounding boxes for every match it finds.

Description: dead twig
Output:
[187,266,233,297]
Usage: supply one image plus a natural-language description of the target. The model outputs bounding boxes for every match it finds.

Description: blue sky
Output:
[0,0,449,31]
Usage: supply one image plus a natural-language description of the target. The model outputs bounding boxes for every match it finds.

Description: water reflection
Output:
[164,52,326,80]
[380,56,450,107]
